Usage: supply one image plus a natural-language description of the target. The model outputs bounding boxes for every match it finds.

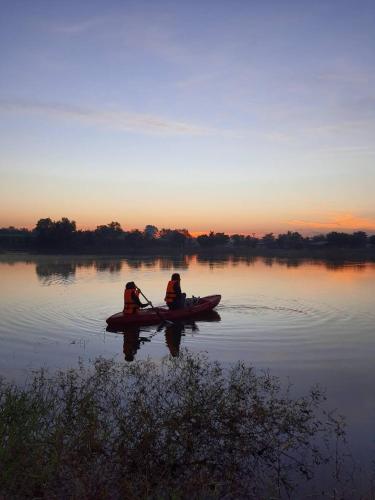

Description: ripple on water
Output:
[0,299,108,345]
[201,299,370,347]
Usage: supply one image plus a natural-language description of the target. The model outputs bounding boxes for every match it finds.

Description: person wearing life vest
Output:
[165,273,186,310]
[123,281,149,314]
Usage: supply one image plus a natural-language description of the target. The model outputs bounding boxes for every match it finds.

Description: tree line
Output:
[0,217,375,252]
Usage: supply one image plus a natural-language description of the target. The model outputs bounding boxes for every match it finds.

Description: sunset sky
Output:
[1,0,374,235]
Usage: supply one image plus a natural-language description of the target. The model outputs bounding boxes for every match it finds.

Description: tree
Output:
[245,235,259,248]
[326,232,351,247]
[124,229,144,248]
[231,234,245,246]
[277,231,305,249]
[351,231,367,248]
[143,225,159,239]
[34,217,76,249]
[159,229,192,248]
[261,233,276,248]
[197,232,230,247]
[34,218,54,245]
[95,221,123,237]
[55,217,76,244]
[326,232,367,248]
[212,232,230,246]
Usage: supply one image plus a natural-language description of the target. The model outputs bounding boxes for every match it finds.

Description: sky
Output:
[0,0,374,235]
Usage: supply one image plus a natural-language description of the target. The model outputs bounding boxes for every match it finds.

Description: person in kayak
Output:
[165,273,186,310]
[124,281,149,314]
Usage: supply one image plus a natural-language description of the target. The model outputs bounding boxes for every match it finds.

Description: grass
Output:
[0,352,358,499]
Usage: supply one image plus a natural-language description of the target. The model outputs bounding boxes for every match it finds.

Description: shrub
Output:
[0,353,348,499]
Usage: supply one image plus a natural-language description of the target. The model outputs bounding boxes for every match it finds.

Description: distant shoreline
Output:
[1,247,375,262]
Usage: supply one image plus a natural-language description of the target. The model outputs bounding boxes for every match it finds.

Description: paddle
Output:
[136,286,174,325]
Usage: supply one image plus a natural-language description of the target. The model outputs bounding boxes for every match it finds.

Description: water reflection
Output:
[114,310,221,362]
[36,261,77,284]
[33,258,124,284]
[94,260,123,273]
[164,322,185,356]
[1,254,375,487]
[122,326,151,362]
[0,254,373,285]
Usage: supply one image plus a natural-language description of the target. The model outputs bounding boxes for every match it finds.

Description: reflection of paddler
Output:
[123,326,141,362]
[165,323,184,357]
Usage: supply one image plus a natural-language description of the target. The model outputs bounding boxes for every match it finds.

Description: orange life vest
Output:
[165,280,178,304]
[124,288,140,314]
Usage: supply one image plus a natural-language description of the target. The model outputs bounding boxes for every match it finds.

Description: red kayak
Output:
[106,294,221,328]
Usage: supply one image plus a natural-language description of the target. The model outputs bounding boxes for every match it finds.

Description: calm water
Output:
[1,254,374,474]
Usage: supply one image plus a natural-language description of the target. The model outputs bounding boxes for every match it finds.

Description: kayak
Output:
[106,309,221,333]
[106,294,221,329]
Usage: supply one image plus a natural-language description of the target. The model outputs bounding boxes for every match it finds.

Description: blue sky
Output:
[1,0,374,233]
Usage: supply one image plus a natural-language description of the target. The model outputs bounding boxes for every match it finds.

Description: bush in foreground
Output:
[0,352,349,499]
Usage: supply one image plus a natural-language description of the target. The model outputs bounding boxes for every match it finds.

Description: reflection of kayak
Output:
[106,295,221,328]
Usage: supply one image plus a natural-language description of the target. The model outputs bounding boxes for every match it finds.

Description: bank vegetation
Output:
[0,352,360,499]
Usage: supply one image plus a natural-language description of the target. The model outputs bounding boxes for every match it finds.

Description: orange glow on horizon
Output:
[287,213,375,233]
[1,212,375,236]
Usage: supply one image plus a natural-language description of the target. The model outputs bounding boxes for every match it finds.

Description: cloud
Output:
[0,100,222,137]
[313,145,375,155]
[288,213,375,232]
[316,68,373,85]
[175,72,221,90]
[49,17,107,34]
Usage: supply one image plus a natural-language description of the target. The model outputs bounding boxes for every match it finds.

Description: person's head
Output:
[171,273,180,281]
[125,281,136,290]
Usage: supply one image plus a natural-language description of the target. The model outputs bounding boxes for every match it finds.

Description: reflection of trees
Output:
[126,259,143,269]
[143,258,158,268]
[35,257,123,282]
[261,256,371,272]
[24,253,375,287]
[94,260,123,273]
[35,258,125,283]
[196,254,230,268]
[323,260,367,272]
[275,257,301,268]
[236,255,256,266]
[262,257,274,267]
[35,261,77,284]
[231,255,241,266]
[158,256,189,270]
[76,259,96,270]
[157,257,173,270]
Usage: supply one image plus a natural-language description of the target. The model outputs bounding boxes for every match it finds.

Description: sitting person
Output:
[123,281,149,314]
[165,273,186,310]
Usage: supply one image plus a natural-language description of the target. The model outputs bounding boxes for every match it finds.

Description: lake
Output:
[0,253,374,482]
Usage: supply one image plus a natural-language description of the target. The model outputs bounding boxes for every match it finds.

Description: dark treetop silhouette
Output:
[0,217,374,255]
